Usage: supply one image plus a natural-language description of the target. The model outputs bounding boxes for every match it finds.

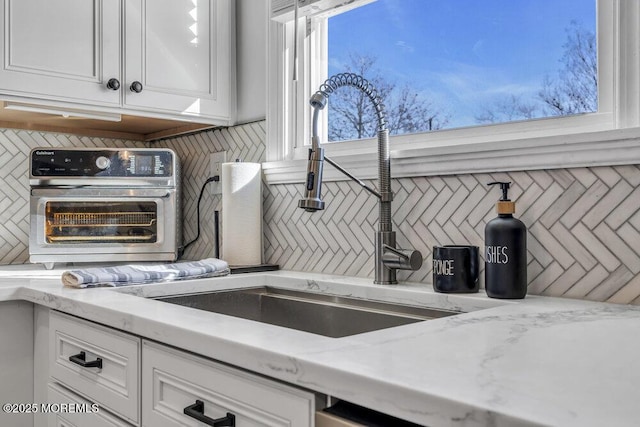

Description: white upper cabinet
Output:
[124,0,234,122]
[0,0,121,106]
[0,0,235,125]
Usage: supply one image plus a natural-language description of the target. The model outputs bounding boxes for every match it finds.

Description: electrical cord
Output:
[179,175,219,257]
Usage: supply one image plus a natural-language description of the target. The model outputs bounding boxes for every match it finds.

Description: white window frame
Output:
[264,0,640,184]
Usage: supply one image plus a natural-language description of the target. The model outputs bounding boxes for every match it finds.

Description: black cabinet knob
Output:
[130,81,143,93]
[106,78,120,90]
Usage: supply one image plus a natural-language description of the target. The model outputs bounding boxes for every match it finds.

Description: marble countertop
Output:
[1,268,639,427]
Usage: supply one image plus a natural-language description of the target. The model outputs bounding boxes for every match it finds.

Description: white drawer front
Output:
[49,311,140,424]
[142,340,314,427]
[47,383,134,427]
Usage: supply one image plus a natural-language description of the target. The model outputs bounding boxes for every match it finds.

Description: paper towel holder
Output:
[221,161,264,266]
[221,160,279,273]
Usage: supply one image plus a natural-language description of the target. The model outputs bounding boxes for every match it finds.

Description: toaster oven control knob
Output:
[95,156,111,170]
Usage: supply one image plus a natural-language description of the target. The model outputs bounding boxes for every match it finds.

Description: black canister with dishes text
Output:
[432,245,479,293]
[484,181,527,299]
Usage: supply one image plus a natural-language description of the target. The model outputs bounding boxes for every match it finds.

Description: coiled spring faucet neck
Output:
[311,72,387,133]
[298,73,423,285]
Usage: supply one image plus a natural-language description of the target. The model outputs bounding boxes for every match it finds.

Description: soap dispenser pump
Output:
[484,181,527,299]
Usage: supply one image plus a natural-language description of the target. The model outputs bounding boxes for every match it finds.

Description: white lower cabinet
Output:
[142,340,316,426]
[48,311,140,425]
[46,311,316,427]
[0,301,34,427]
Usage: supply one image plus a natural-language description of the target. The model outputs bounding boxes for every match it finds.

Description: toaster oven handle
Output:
[69,351,103,369]
[31,188,174,198]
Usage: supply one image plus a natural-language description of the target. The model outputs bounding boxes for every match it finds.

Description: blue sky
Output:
[328,0,596,128]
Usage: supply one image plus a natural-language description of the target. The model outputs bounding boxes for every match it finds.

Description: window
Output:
[327,0,596,140]
[265,0,640,184]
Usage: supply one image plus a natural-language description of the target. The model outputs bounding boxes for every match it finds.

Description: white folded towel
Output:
[62,258,230,288]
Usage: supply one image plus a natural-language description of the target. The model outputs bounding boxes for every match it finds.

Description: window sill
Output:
[262,126,640,184]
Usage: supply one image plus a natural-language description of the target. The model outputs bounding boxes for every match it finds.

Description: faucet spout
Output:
[375,231,422,285]
[383,246,423,271]
[298,73,423,284]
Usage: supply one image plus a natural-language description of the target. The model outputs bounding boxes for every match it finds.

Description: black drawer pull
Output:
[69,351,103,369]
[183,400,235,426]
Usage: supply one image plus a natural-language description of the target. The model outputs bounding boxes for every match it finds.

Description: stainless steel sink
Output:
[154,287,460,338]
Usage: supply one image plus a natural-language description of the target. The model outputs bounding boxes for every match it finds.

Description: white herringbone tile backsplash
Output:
[3,121,640,305]
[263,169,640,305]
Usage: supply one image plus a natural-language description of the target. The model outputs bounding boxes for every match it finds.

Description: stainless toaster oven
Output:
[29,148,181,267]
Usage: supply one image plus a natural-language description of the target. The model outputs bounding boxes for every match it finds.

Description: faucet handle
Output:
[382,245,423,271]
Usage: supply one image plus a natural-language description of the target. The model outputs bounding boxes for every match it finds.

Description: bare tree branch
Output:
[328,53,448,141]
[539,21,597,116]
[476,21,596,124]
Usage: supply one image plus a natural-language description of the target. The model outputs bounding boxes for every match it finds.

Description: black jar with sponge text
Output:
[432,245,479,293]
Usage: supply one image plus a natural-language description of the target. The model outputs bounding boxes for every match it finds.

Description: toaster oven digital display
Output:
[31,150,173,177]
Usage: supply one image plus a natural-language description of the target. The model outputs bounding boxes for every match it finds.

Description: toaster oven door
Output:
[29,188,178,263]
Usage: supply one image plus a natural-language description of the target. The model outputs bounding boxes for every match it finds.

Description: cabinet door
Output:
[124,0,234,123]
[0,0,121,106]
[142,340,314,427]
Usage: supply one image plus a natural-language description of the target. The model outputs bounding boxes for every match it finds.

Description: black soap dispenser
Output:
[484,181,527,299]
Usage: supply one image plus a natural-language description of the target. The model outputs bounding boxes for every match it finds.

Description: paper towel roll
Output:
[221,162,262,266]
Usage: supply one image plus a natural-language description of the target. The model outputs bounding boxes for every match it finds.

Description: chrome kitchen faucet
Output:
[298,73,422,284]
